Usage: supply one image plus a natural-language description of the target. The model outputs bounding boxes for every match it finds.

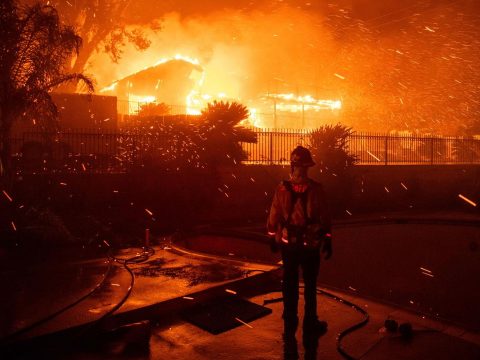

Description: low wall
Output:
[211,165,480,221]
[13,165,480,233]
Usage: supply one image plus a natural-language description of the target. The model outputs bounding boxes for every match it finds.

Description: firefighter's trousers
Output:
[281,244,320,332]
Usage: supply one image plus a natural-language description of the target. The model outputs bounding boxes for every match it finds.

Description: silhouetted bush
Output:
[137,102,171,117]
[198,101,257,168]
[309,124,357,176]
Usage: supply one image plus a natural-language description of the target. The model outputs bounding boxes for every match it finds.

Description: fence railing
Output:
[243,130,480,165]
[9,129,480,173]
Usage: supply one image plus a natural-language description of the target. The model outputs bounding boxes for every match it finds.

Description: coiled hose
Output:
[0,245,154,347]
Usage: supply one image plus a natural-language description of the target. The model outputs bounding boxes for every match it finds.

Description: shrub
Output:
[309,124,357,176]
[198,101,257,168]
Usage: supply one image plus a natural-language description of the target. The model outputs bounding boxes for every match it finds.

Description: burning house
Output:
[100,56,204,116]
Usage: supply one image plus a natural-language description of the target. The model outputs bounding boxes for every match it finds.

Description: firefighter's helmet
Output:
[290,146,315,167]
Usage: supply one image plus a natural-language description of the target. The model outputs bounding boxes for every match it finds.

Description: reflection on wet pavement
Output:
[133,259,246,286]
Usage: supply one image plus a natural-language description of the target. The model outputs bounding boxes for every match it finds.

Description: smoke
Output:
[90,6,339,99]
[88,1,480,134]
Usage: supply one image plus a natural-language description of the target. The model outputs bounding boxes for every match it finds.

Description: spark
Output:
[225,289,237,294]
[235,317,253,328]
[334,73,345,80]
[366,151,381,162]
[345,210,352,216]
[11,221,17,231]
[384,186,390,193]
[401,182,408,190]
[348,286,357,291]
[111,283,120,287]
[60,182,67,186]
[424,26,435,33]
[422,272,435,278]
[145,208,153,216]
[103,240,110,247]
[2,190,13,202]
[420,267,432,274]
[183,296,194,300]
[458,194,477,207]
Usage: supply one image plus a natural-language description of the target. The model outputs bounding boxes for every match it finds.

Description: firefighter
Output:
[267,146,332,338]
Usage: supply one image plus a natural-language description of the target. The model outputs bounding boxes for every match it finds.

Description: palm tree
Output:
[0,1,94,177]
[198,101,257,168]
[309,124,357,176]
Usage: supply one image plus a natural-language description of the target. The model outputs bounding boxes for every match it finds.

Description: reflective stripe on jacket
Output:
[267,179,331,246]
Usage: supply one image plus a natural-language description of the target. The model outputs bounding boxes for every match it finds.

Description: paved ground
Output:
[1,240,479,359]
[0,243,274,342]
[1,211,479,359]
[191,211,480,331]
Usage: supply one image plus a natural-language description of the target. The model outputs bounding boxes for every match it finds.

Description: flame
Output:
[186,90,202,115]
[100,53,342,126]
[129,95,156,104]
[155,54,200,66]
[267,93,342,112]
[99,82,117,93]
[249,108,259,127]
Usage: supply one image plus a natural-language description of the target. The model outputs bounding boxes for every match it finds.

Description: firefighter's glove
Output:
[269,236,279,253]
[322,235,332,260]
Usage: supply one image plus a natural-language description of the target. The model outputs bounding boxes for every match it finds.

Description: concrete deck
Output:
[1,235,479,359]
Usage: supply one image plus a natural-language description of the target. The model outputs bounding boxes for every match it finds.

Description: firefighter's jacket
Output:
[267,179,331,248]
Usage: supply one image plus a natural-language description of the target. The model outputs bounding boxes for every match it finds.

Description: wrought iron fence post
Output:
[269,131,274,165]
[430,137,434,165]
[471,138,474,164]
[385,135,388,165]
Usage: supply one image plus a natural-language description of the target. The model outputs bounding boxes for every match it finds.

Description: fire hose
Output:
[0,236,154,348]
[0,261,113,346]
[173,232,370,360]
[260,282,369,360]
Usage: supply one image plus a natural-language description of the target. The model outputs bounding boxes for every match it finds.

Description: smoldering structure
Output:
[101,58,203,111]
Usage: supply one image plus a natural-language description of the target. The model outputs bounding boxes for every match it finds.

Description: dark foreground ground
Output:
[0,211,479,359]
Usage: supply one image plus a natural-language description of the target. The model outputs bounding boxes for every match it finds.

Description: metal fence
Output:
[9,129,480,173]
[348,133,480,165]
[243,130,480,165]
[11,130,123,173]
